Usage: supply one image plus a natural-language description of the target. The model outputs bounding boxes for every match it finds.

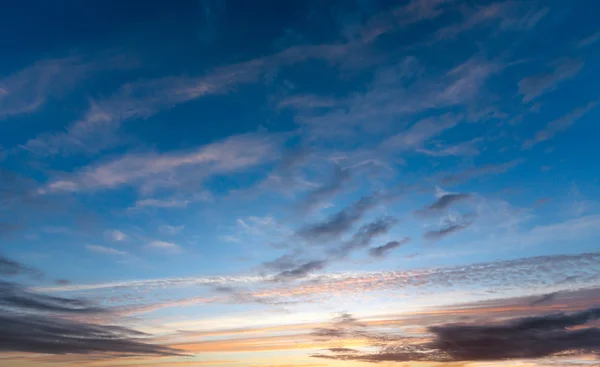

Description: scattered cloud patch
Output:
[147,240,182,254]
[518,58,584,103]
[369,238,411,258]
[86,245,127,256]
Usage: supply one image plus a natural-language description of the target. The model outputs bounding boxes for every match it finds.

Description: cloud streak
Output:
[518,58,584,103]
[314,307,600,362]
[369,238,410,257]
[43,133,280,194]
[0,257,181,356]
[523,100,598,148]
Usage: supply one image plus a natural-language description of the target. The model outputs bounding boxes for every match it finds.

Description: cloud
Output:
[518,58,584,103]
[335,216,398,257]
[36,252,600,315]
[530,292,559,306]
[577,31,600,48]
[369,238,411,258]
[0,255,41,277]
[417,137,482,157]
[313,307,600,362]
[43,133,280,194]
[159,224,185,235]
[427,307,600,361]
[276,260,328,281]
[299,165,350,213]
[0,280,102,314]
[523,100,598,148]
[109,230,127,241]
[434,1,510,40]
[440,159,524,185]
[381,113,462,152]
[86,245,128,256]
[423,217,473,241]
[296,195,379,242]
[417,193,472,216]
[0,257,180,356]
[0,51,135,120]
[131,198,191,209]
[288,54,500,140]
[147,240,182,254]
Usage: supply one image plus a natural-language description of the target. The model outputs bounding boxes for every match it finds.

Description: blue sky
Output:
[1,1,600,366]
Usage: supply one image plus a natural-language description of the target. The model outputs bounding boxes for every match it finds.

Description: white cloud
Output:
[86,244,127,256]
[159,225,184,235]
[132,198,191,209]
[109,230,127,241]
[523,100,598,148]
[0,51,136,120]
[518,58,584,103]
[43,133,280,194]
[147,240,182,253]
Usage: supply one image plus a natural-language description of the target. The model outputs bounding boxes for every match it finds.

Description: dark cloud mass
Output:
[313,308,600,362]
[369,237,410,257]
[0,257,182,356]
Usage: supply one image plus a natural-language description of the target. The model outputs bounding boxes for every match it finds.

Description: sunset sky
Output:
[1,1,600,366]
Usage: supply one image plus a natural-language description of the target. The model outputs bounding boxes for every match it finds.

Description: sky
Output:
[1,0,600,366]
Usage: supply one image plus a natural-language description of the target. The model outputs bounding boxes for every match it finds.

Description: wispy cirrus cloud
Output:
[440,159,524,185]
[19,0,450,157]
[523,100,598,149]
[518,58,584,103]
[108,230,127,242]
[416,191,472,217]
[0,51,136,120]
[42,133,281,194]
[86,244,127,256]
[147,240,182,254]
[577,30,600,48]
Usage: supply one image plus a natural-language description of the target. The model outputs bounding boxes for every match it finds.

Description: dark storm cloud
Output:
[417,193,471,216]
[0,256,182,356]
[297,195,378,242]
[312,307,600,363]
[369,237,410,257]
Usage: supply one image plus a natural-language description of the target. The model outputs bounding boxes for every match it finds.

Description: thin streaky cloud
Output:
[523,100,598,149]
[518,58,584,103]
[86,245,128,256]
